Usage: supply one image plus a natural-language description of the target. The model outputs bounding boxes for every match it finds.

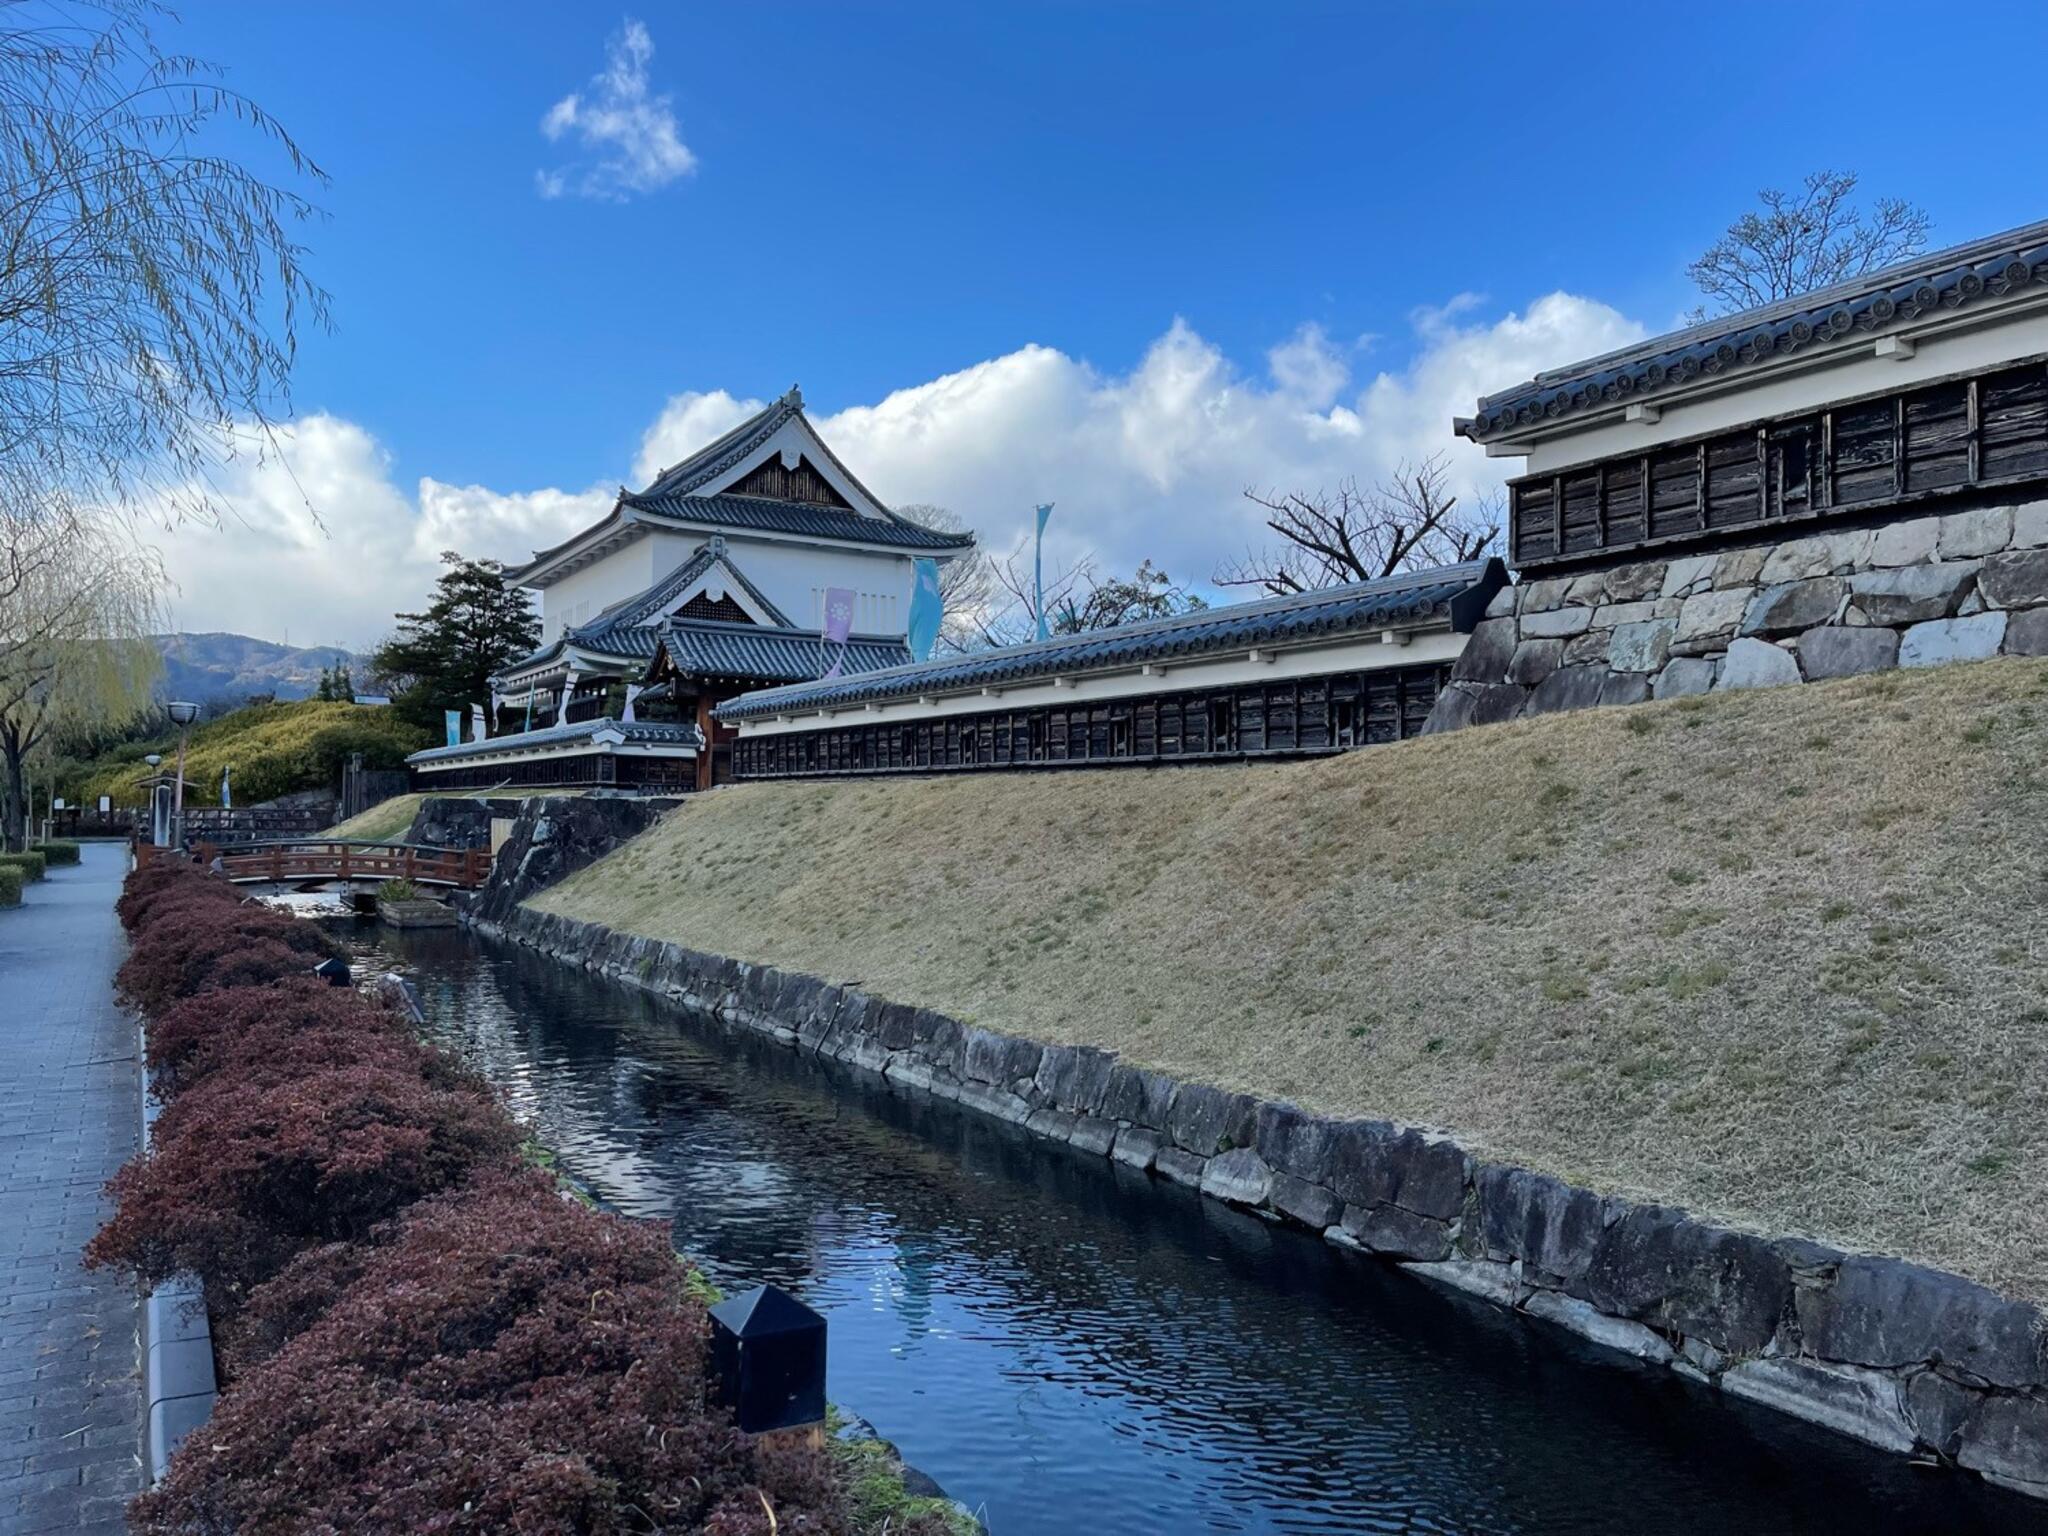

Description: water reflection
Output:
[347,922,2047,1536]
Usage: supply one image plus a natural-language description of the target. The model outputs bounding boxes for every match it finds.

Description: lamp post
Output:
[166,700,199,848]
[143,753,166,847]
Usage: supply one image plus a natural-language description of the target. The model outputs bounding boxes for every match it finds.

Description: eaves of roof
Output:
[715,558,1504,722]
[1461,218,2048,444]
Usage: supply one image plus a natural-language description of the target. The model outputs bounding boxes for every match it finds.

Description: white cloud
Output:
[537,19,695,201]
[802,293,1643,587]
[154,293,1643,649]
[149,417,610,651]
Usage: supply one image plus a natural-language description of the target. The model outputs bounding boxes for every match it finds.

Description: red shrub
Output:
[146,978,473,1103]
[133,1169,850,1536]
[116,859,242,931]
[117,900,337,1015]
[87,1058,520,1308]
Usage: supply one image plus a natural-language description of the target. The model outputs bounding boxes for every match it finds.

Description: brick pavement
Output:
[0,844,145,1535]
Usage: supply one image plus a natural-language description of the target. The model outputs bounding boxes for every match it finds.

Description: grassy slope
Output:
[534,658,2048,1301]
[324,794,426,843]
[70,700,426,810]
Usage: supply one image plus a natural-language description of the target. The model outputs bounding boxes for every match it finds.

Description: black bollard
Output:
[707,1284,827,1436]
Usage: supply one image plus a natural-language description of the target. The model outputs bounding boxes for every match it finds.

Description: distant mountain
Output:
[153,632,373,705]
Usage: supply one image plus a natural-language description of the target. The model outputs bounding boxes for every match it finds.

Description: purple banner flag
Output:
[820,586,855,678]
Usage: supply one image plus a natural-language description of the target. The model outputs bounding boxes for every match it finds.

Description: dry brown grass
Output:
[534,658,2048,1302]
[326,794,425,843]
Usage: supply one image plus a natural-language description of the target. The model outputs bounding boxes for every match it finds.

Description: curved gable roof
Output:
[507,386,974,584]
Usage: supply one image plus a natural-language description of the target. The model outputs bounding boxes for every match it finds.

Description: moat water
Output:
[341,918,2045,1536]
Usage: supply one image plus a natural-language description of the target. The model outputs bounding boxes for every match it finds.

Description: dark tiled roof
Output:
[716,559,1505,722]
[511,389,973,581]
[624,491,974,551]
[1460,218,2048,443]
[640,392,805,499]
[407,717,702,766]
[497,636,570,677]
[658,621,911,684]
[576,544,794,639]
[498,543,797,678]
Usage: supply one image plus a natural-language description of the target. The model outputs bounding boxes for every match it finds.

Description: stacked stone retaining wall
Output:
[1428,499,2048,730]
[472,902,2048,1500]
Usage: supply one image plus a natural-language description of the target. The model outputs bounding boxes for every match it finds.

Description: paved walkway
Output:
[0,845,144,1534]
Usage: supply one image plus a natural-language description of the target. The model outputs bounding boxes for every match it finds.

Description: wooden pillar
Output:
[694,692,715,792]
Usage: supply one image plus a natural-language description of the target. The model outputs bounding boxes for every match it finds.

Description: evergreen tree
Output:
[373,553,537,735]
[314,660,355,701]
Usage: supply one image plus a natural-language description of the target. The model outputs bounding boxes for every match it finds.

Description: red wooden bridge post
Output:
[338,843,350,883]
[269,844,282,882]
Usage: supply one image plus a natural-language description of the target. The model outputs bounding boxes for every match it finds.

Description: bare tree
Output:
[0,0,330,525]
[1051,560,1205,633]
[954,534,1093,650]
[1218,454,1499,597]
[1688,170,1931,317]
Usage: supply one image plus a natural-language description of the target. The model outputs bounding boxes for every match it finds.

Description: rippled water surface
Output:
[344,921,2044,1536]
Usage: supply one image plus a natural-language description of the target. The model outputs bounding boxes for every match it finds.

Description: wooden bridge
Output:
[139,839,495,889]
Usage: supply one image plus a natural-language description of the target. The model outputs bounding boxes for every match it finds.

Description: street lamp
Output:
[165,701,199,848]
[143,753,166,847]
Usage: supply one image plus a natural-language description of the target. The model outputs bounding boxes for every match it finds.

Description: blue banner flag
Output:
[220,765,232,809]
[906,558,943,660]
[445,709,463,747]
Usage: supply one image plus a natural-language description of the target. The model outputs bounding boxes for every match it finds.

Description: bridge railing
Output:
[137,838,493,889]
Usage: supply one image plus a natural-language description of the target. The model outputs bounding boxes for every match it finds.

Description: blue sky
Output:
[157,2,2048,645]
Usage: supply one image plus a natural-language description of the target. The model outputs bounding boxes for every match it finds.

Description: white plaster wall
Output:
[537,528,918,641]
[538,541,656,641]
[1513,304,2048,477]
[733,627,1467,739]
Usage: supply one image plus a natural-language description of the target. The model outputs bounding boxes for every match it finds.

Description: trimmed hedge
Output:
[0,866,20,908]
[92,858,948,1536]
[38,839,81,866]
[0,850,46,882]
[115,896,338,1016]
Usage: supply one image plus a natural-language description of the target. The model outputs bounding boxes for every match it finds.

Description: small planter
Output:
[379,897,457,929]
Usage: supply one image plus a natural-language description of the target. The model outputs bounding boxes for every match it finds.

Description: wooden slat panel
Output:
[1602,459,1647,546]
[1980,363,2048,480]
[1831,399,1897,505]
[1511,480,1558,565]
[1648,447,1702,539]
[1704,436,1761,527]
[1904,380,1972,493]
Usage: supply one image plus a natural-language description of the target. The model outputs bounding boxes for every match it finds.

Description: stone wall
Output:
[1428,499,2048,730]
[462,794,680,927]
[473,902,2048,1500]
[403,795,525,851]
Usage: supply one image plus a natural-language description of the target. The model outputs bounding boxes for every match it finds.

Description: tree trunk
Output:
[0,732,25,853]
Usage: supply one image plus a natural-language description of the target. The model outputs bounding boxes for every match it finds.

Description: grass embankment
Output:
[328,787,596,843]
[325,793,425,843]
[69,699,425,810]
[535,657,2048,1303]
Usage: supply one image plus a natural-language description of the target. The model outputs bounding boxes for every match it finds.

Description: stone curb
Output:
[136,1022,218,1486]
[474,903,2048,1501]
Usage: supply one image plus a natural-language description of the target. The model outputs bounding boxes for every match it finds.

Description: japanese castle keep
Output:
[407,388,974,791]
[1429,217,2048,729]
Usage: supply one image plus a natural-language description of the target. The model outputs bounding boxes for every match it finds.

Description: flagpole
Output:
[1034,503,1054,641]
